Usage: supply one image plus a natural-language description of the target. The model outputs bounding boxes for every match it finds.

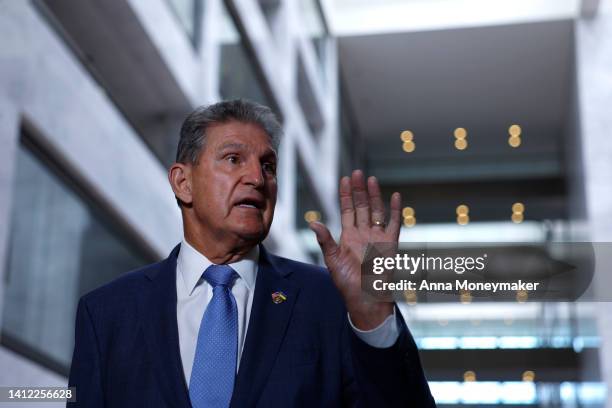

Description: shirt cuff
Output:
[348,308,400,348]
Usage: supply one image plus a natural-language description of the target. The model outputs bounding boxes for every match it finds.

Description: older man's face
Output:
[189,120,278,243]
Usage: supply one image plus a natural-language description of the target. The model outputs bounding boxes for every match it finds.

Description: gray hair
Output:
[176,99,282,164]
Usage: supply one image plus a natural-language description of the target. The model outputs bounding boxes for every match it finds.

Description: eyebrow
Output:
[217,142,277,160]
[217,142,248,152]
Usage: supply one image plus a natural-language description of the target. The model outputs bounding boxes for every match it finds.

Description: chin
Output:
[234,225,269,243]
[227,212,273,243]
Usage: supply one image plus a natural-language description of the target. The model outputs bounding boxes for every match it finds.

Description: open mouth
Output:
[235,198,264,210]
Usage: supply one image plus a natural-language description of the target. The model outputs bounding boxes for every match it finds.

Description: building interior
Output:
[0,0,611,406]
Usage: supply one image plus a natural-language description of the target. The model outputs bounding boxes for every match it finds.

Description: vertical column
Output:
[0,0,25,319]
[576,1,612,405]
[200,0,222,103]
[0,2,27,315]
[0,97,20,326]
[320,36,341,232]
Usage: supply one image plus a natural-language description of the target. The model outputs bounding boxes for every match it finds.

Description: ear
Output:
[168,163,193,205]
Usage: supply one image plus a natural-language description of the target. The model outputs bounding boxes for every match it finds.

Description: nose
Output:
[242,160,264,188]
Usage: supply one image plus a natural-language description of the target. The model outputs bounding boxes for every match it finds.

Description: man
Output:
[68,100,435,407]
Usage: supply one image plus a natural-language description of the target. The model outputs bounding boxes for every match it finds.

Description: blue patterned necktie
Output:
[190,264,239,408]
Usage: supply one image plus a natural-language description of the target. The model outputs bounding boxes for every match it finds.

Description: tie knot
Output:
[202,264,238,287]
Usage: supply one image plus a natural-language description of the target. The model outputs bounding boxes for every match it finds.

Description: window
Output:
[296,153,326,263]
[218,1,278,115]
[338,85,365,175]
[299,0,328,83]
[297,54,324,139]
[258,0,282,32]
[1,134,153,375]
[166,0,203,47]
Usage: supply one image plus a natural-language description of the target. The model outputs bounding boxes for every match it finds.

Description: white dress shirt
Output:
[176,239,399,386]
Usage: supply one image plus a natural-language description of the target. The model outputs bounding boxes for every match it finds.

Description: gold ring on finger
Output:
[372,220,386,228]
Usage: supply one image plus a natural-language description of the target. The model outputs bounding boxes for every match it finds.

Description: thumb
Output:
[309,221,339,258]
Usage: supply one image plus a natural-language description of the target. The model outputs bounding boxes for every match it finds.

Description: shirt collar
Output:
[178,238,258,296]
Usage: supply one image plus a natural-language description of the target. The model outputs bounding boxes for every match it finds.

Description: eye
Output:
[225,154,240,164]
[263,162,277,175]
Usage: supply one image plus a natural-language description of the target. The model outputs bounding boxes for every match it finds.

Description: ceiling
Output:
[338,19,576,223]
[326,0,580,36]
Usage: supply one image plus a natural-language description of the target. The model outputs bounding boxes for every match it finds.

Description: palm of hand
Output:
[310,170,401,330]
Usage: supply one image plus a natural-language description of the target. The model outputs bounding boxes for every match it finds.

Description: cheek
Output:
[266,185,278,209]
[195,175,233,205]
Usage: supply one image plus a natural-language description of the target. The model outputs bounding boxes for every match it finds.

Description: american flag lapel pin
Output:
[271,291,287,304]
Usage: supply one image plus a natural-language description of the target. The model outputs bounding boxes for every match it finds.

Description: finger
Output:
[309,221,339,259]
[351,170,370,229]
[386,192,402,238]
[339,176,355,228]
[368,176,385,228]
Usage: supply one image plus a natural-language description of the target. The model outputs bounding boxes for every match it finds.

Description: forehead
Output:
[205,121,275,153]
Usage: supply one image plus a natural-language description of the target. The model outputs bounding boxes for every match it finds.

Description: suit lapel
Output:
[142,244,192,407]
[231,246,300,407]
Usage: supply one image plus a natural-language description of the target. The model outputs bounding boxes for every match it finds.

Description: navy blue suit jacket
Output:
[68,244,435,407]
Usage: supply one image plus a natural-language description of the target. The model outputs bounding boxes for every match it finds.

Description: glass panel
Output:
[296,154,325,263]
[299,0,327,80]
[166,0,202,46]
[296,157,325,228]
[218,2,274,110]
[1,141,152,373]
[258,0,282,30]
[339,94,364,175]
[297,54,324,138]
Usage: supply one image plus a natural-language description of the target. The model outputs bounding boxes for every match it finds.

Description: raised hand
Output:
[309,170,402,330]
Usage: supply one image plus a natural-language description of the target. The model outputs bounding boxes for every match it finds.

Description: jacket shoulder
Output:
[79,259,164,308]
